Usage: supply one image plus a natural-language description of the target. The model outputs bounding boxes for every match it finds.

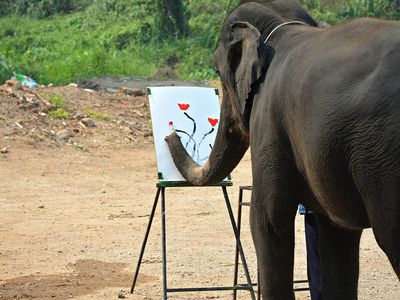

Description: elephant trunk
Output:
[165,97,249,185]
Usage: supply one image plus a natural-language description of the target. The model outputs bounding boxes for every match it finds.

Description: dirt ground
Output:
[0,82,399,299]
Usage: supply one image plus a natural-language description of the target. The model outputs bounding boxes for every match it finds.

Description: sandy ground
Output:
[0,84,399,299]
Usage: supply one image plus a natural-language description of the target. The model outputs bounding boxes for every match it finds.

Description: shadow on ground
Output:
[0,259,157,300]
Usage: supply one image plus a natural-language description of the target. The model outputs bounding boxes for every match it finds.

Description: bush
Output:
[2,0,90,18]
[0,57,13,83]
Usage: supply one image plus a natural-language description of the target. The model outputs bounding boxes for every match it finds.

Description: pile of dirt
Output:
[0,80,153,152]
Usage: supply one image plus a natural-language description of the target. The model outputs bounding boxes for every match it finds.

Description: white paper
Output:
[148,86,220,182]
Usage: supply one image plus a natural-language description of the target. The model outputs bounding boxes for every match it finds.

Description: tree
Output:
[389,0,400,11]
[155,0,190,39]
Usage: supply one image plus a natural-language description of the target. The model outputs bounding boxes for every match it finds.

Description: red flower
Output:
[178,103,190,111]
[208,118,218,127]
[168,121,173,126]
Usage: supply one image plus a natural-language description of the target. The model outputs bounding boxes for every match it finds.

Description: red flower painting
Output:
[170,103,218,162]
[178,103,190,111]
[208,118,218,127]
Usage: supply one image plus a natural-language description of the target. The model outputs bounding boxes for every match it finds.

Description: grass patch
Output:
[46,93,70,119]
[48,107,70,119]
[47,94,66,107]
[83,109,111,120]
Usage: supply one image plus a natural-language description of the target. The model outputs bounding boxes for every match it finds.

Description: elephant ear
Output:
[228,22,275,116]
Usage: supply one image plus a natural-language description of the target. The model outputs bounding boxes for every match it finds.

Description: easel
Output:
[130,181,257,299]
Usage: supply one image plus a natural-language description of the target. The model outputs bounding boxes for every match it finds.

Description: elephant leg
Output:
[371,228,400,279]
[315,214,362,300]
[250,165,298,299]
[367,201,400,279]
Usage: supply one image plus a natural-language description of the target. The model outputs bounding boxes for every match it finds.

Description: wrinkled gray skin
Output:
[165,0,400,298]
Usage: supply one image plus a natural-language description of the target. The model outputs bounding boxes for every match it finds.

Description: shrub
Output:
[0,56,13,83]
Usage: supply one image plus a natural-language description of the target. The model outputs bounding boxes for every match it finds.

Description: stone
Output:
[74,111,84,120]
[0,147,9,154]
[80,118,96,128]
[5,79,22,90]
[120,87,145,97]
[117,291,126,299]
[56,129,71,141]
[106,88,119,94]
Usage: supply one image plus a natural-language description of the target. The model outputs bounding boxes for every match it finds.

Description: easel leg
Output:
[131,187,162,294]
[222,187,256,300]
[161,187,168,300]
[233,187,243,300]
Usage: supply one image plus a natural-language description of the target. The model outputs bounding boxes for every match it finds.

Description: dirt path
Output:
[0,84,399,299]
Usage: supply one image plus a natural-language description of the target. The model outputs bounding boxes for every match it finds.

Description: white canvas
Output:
[148,86,221,182]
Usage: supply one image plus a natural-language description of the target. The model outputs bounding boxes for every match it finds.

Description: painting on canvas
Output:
[148,86,220,182]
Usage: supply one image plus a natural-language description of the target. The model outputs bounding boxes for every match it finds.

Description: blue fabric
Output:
[299,204,314,214]
[305,213,323,300]
[298,204,307,214]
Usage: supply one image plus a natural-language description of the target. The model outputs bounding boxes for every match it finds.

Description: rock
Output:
[56,129,71,141]
[120,87,145,97]
[117,291,126,299]
[5,79,22,90]
[106,88,119,94]
[0,147,9,154]
[68,83,78,87]
[80,118,96,128]
[74,111,84,120]
[38,205,45,209]
[122,126,132,134]
[77,79,101,90]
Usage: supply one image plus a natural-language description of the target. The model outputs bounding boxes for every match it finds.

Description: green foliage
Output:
[299,0,400,23]
[83,109,111,120]
[46,93,70,119]
[48,94,66,107]
[1,0,400,86]
[48,107,70,119]
[3,0,90,18]
[0,56,13,83]
[339,0,392,18]
[155,0,190,40]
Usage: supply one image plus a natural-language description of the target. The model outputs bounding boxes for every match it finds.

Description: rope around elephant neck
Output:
[264,21,308,44]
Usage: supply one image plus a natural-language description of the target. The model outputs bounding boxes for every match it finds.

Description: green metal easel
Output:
[130,180,257,299]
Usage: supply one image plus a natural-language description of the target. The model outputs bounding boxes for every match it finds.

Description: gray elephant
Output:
[165,0,400,299]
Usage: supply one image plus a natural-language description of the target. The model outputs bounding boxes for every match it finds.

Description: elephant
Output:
[165,0,400,299]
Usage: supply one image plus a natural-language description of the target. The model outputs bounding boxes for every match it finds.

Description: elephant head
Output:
[165,22,274,185]
[165,1,316,185]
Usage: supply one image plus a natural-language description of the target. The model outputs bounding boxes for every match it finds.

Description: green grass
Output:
[47,94,66,107]
[0,0,399,85]
[45,93,71,119]
[48,107,70,119]
[83,109,111,120]
[0,12,160,85]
